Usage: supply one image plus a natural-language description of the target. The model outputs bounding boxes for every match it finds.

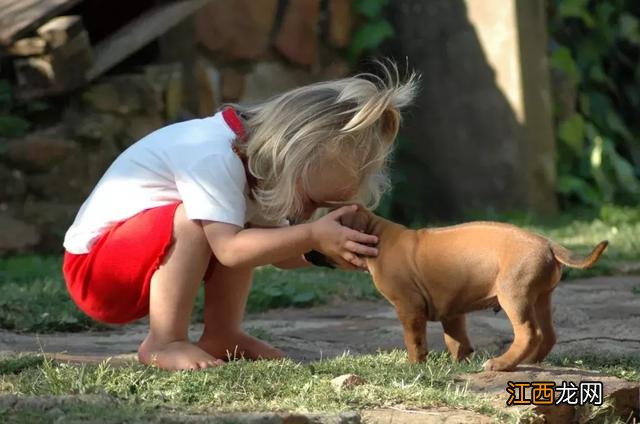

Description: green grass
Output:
[0,256,108,332]
[0,351,521,423]
[548,353,640,382]
[3,351,637,423]
[0,205,638,333]
[0,256,377,333]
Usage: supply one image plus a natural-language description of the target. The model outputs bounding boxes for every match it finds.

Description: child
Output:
[62,61,418,371]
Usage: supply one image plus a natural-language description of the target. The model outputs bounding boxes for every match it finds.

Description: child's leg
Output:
[138,204,222,370]
[197,263,283,360]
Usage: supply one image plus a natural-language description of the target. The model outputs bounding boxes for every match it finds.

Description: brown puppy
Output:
[342,209,608,371]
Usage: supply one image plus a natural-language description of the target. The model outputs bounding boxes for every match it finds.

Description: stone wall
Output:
[0,0,353,254]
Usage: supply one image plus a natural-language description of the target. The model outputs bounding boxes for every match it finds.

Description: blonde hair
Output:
[229,60,419,221]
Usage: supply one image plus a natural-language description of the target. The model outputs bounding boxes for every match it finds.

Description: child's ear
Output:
[381,108,400,144]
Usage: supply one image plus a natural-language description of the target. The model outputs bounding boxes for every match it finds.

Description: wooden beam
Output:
[86,0,212,82]
[37,15,84,48]
[0,0,82,47]
[14,30,92,101]
[7,37,48,56]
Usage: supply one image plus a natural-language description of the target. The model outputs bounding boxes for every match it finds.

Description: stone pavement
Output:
[2,276,638,362]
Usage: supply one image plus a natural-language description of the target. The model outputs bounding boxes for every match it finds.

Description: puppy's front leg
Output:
[442,315,474,361]
[371,268,428,363]
[395,300,428,363]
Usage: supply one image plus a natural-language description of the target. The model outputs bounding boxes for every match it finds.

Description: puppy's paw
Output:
[482,359,499,371]
[483,358,514,372]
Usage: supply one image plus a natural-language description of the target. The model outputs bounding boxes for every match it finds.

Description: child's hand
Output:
[309,205,378,269]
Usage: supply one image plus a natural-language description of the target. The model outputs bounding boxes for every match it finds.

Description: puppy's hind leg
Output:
[484,286,541,371]
[442,315,474,361]
[524,292,556,363]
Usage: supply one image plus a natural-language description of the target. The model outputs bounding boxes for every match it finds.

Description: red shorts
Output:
[63,202,211,324]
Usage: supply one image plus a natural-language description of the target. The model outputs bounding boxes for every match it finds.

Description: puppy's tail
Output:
[550,240,609,269]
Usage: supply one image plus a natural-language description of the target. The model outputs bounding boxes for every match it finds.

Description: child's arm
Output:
[245,223,311,269]
[202,205,377,269]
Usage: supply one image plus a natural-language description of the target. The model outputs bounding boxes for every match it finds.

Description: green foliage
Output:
[347,0,394,64]
[0,80,30,138]
[549,0,640,208]
[0,255,63,283]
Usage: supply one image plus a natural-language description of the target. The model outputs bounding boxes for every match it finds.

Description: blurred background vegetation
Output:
[548,0,640,209]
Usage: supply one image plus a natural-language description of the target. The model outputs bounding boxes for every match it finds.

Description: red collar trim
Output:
[222,107,246,139]
[223,106,256,197]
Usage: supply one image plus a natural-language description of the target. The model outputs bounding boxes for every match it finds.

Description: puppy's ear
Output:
[340,206,370,233]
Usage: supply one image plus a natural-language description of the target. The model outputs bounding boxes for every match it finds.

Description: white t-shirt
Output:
[63,108,281,254]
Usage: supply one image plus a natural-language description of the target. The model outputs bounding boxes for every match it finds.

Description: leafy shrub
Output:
[548,0,640,207]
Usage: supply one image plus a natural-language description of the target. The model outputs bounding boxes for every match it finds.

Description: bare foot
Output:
[138,336,224,370]
[198,331,284,361]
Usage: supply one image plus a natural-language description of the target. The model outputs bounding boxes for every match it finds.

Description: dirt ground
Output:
[1,275,639,363]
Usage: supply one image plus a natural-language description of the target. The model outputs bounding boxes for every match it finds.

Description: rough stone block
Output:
[331,374,365,390]
[0,212,40,254]
[275,0,321,66]
[3,126,78,171]
[68,112,125,145]
[121,114,164,148]
[456,364,640,423]
[0,164,27,201]
[22,200,79,252]
[241,62,316,103]
[81,75,162,115]
[196,0,278,60]
[27,141,118,203]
